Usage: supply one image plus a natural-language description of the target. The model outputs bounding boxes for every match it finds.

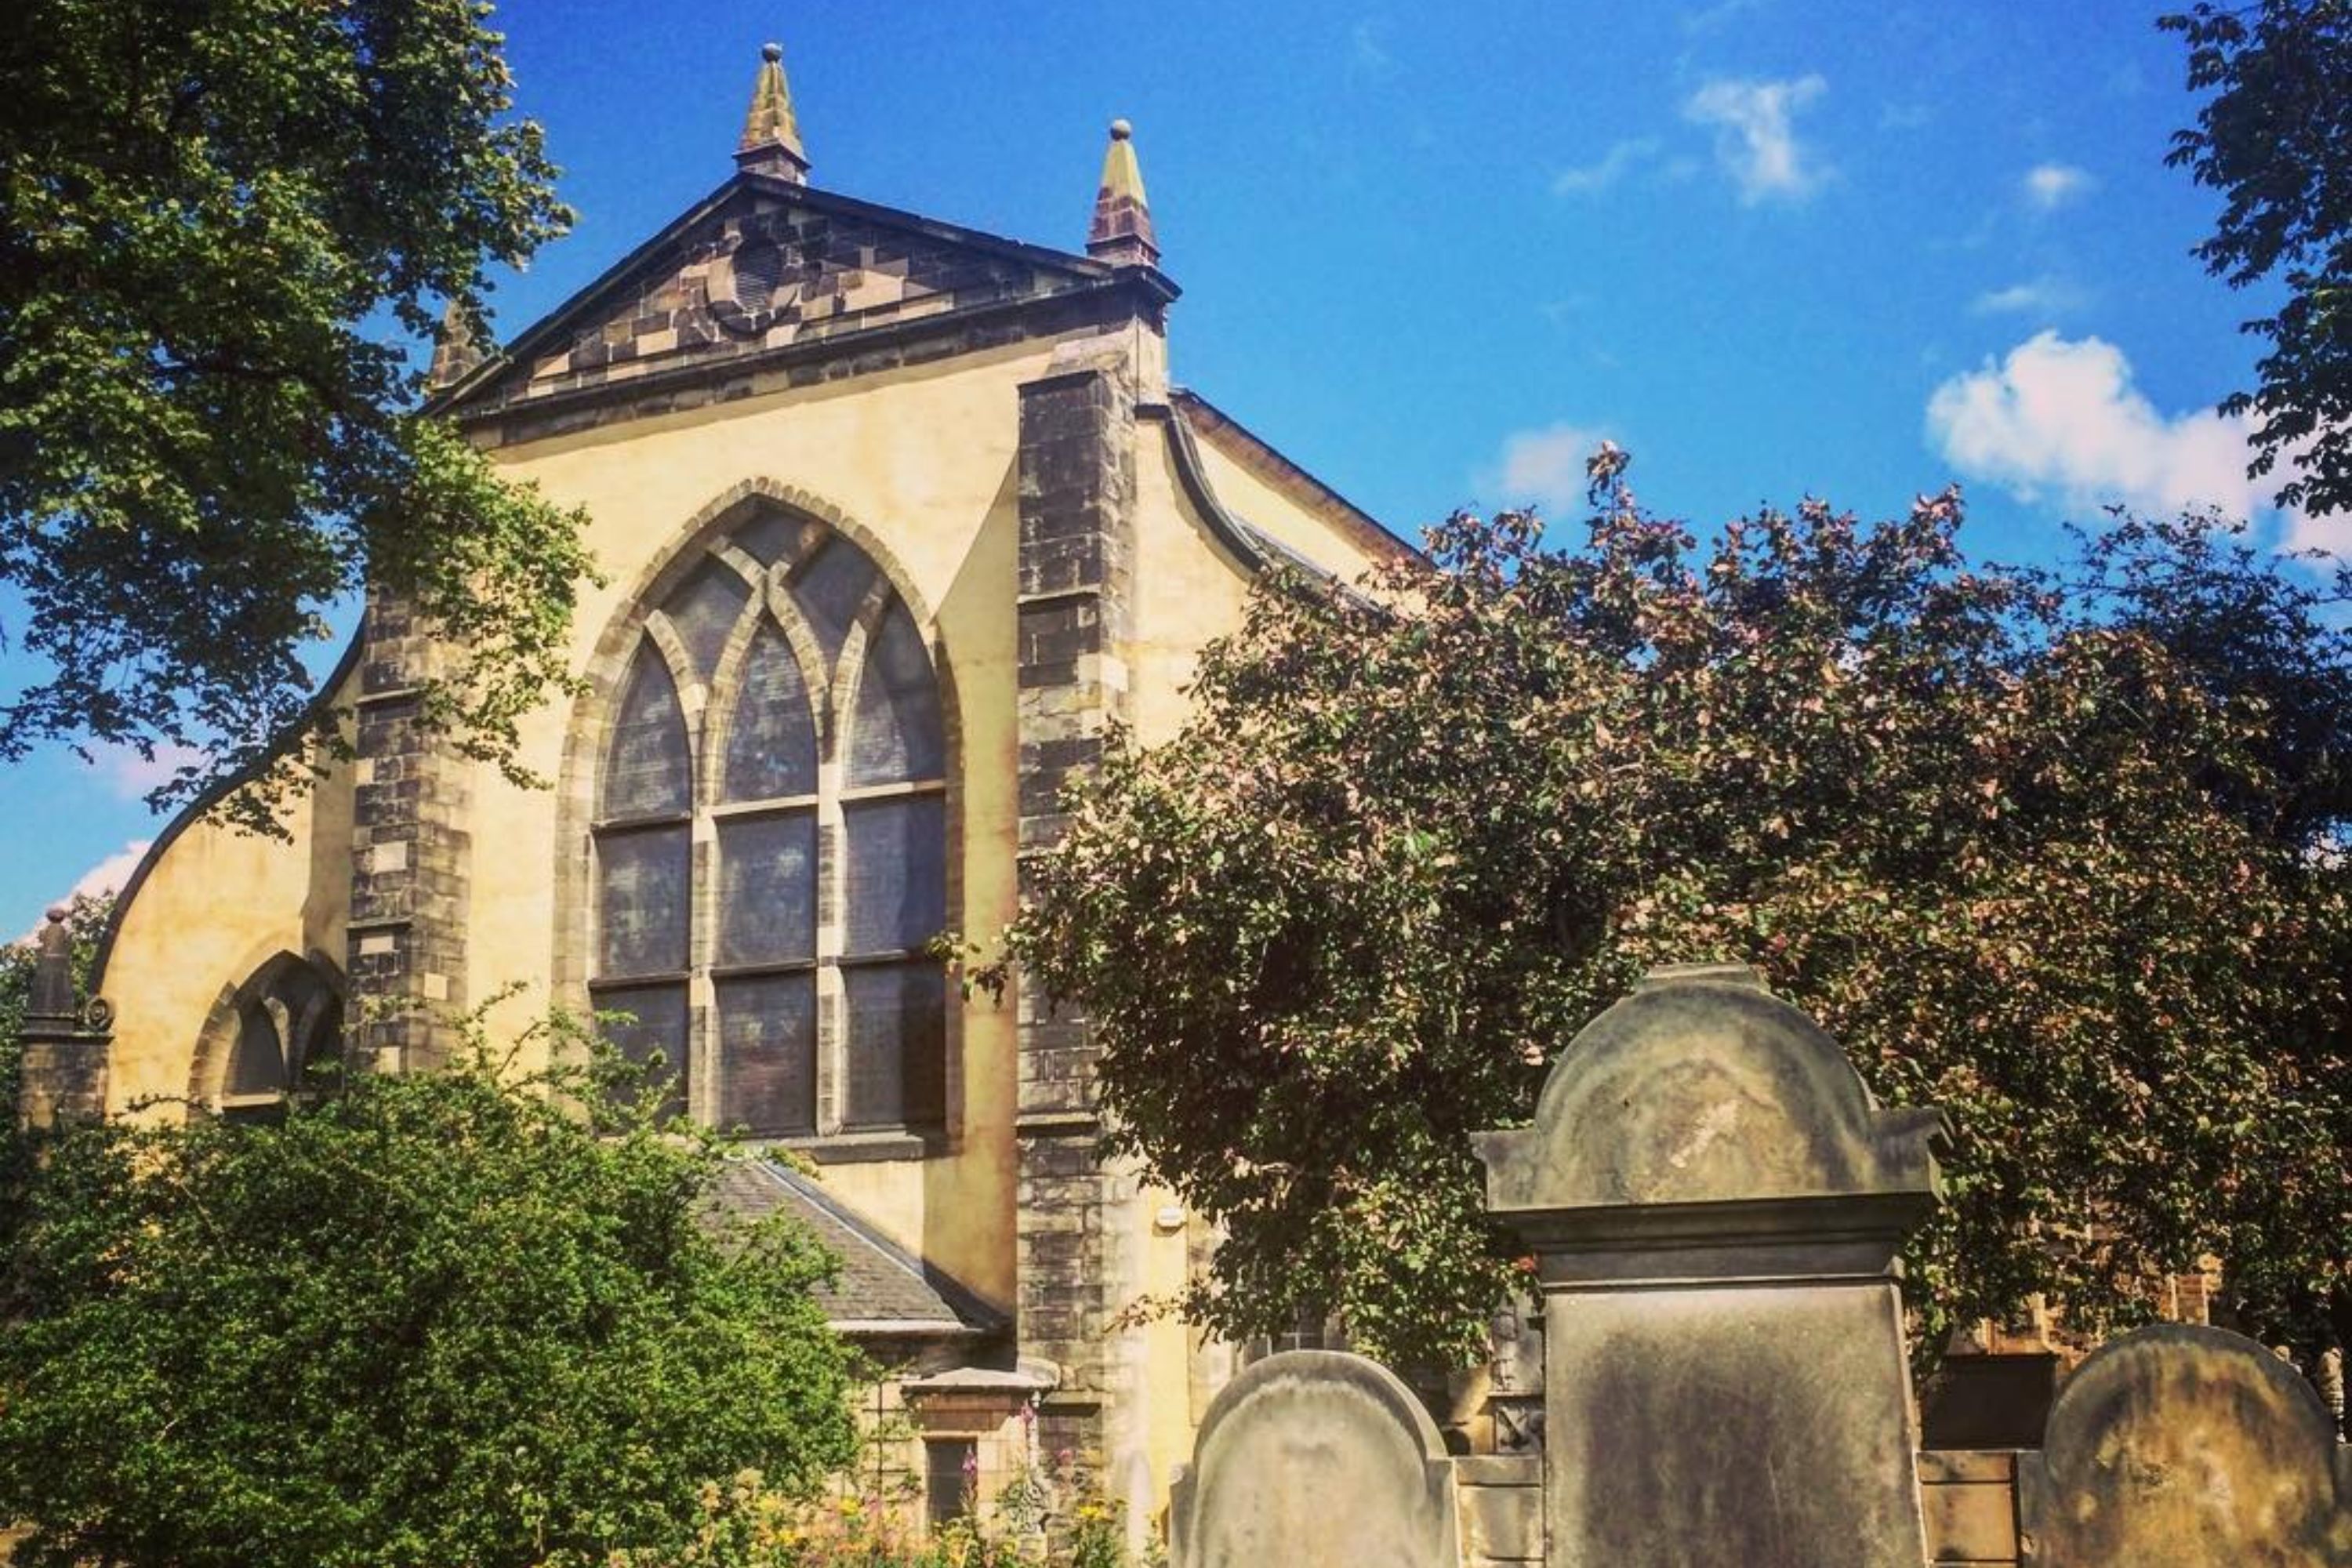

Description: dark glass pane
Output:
[716,974,816,1136]
[848,601,944,786]
[843,962,946,1129]
[926,1439,976,1526]
[843,796,946,954]
[716,813,816,966]
[597,826,690,977]
[277,963,328,1025]
[787,539,877,670]
[601,644,691,818]
[722,624,818,802]
[290,992,345,1087]
[663,557,753,683]
[228,1002,287,1095]
[731,510,803,567]
[593,983,688,1120]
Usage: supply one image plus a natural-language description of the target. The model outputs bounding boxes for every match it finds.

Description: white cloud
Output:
[2298,509,2352,559]
[1684,74,1828,204]
[67,840,149,902]
[1553,138,1660,196]
[1482,423,1617,515]
[2023,162,2094,210]
[93,740,209,800]
[1682,0,1764,35]
[1925,332,2321,547]
[13,840,149,942]
[1970,276,2088,318]
[1348,17,1396,82]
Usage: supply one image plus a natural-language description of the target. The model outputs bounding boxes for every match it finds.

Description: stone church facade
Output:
[37,42,1413,1529]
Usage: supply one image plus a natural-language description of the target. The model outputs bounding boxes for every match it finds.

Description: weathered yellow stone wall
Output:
[466,336,1054,1312]
[98,702,355,1116]
[1129,413,1399,748]
[86,315,1406,1526]
[1189,420,1399,589]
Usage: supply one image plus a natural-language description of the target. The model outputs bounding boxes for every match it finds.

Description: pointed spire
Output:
[1087,118,1159,269]
[427,299,485,391]
[736,40,808,183]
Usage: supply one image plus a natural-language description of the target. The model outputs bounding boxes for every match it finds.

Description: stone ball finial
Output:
[1109,118,1133,140]
[45,904,67,924]
[762,41,782,63]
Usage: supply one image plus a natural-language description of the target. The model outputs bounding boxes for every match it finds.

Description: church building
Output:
[30,39,1414,1532]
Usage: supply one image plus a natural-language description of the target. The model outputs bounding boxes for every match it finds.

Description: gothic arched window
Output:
[216,953,345,1119]
[591,511,948,1139]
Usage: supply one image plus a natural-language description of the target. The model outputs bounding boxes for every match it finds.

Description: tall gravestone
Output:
[1472,963,1945,1568]
[2019,1324,2352,1566]
[1170,1349,1461,1568]
[15,906,111,1127]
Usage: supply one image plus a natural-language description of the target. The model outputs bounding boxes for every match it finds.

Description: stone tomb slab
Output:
[1545,1283,1928,1568]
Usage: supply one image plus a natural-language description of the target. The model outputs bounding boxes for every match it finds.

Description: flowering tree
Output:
[1004,470,2352,1370]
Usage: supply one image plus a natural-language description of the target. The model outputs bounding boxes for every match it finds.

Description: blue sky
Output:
[3,0,2327,938]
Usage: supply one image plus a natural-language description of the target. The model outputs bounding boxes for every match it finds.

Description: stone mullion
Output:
[815,630,848,1131]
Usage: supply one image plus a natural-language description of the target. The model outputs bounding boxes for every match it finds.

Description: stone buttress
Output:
[345,591,473,1070]
[1013,341,1152,1490]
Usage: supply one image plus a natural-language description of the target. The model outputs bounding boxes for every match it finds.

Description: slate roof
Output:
[709,1158,1005,1338]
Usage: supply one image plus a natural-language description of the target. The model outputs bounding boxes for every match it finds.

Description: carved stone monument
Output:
[15,906,111,1128]
[1472,963,1945,1568]
[2018,1324,2352,1566]
[1170,1348,1461,1568]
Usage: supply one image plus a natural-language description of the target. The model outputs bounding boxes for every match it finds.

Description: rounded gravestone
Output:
[1472,964,1947,1568]
[1171,1350,1460,1568]
[2024,1325,2352,1567]
[1479,963,1940,1214]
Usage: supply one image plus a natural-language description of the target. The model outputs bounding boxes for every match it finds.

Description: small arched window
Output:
[218,954,345,1120]
[591,510,948,1138]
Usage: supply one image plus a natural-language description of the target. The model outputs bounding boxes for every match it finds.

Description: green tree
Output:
[0,1029,860,1568]
[1001,477,2352,1370]
[2163,0,2352,518]
[0,0,593,829]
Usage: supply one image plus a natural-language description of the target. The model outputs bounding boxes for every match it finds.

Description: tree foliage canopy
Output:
[0,0,593,828]
[0,1035,859,1568]
[2164,0,2352,517]
[1004,478,2352,1370]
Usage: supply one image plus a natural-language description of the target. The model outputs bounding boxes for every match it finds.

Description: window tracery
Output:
[216,953,345,1119]
[591,510,948,1138]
